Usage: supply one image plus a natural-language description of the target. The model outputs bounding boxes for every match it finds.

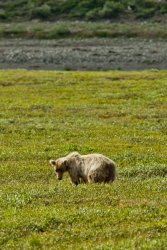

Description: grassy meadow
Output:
[0,69,167,249]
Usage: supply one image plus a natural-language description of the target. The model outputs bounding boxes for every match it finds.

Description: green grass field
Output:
[0,69,167,249]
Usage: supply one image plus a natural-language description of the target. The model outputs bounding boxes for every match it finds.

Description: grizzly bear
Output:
[49,152,116,185]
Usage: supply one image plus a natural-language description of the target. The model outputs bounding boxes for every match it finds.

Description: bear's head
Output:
[49,158,68,181]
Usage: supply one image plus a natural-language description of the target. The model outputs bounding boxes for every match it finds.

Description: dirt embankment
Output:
[0,38,166,70]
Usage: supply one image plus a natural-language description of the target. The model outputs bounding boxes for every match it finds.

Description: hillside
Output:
[0,0,167,22]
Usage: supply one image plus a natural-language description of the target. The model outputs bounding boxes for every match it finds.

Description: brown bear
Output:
[49,152,116,185]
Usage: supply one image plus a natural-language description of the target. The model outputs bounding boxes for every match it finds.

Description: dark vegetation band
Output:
[0,0,167,21]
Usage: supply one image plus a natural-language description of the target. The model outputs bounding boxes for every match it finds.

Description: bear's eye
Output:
[55,169,61,173]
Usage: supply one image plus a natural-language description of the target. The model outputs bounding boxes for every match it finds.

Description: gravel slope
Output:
[0,38,166,70]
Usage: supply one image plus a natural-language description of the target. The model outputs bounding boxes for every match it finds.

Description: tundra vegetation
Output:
[0,0,167,39]
[0,0,167,21]
[0,21,167,39]
[0,69,167,249]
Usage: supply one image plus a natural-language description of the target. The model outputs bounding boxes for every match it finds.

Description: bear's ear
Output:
[49,160,56,166]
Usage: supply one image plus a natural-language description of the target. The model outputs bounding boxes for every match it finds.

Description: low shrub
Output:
[31,4,51,19]
[0,0,166,21]
[99,1,126,18]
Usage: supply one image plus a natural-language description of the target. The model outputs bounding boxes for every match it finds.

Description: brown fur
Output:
[49,152,116,185]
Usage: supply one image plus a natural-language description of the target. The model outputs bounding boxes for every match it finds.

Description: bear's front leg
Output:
[70,177,79,186]
[68,170,80,186]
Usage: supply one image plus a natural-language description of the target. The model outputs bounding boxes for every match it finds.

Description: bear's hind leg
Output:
[88,170,104,183]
